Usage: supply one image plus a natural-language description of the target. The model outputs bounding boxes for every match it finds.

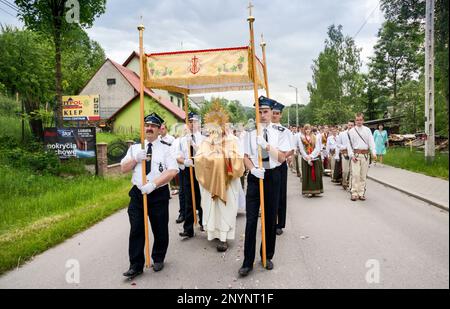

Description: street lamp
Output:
[289,85,299,126]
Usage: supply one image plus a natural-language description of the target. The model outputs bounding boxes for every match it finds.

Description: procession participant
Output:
[121,113,178,278]
[327,126,342,183]
[239,96,290,277]
[298,124,324,197]
[271,101,294,236]
[159,123,175,146]
[347,113,377,201]
[194,103,245,252]
[295,125,304,178]
[172,124,189,224]
[323,126,330,171]
[178,112,205,238]
[373,123,389,164]
[338,121,354,190]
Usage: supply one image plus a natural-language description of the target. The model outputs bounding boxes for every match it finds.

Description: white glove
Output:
[250,167,265,179]
[257,136,269,150]
[133,149,147,163]
[140,182,156,195]
[184,158,194,167]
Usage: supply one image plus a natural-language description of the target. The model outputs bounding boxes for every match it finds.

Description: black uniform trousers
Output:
[183,167,203,235]
[127,185,170,271]
[243,167,281,268]
[276,161,288,229]
[178,169,186,216]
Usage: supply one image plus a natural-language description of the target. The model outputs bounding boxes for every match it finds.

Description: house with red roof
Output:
[79,52,185,133]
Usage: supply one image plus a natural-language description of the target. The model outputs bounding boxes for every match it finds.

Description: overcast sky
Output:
[0,0,384,107]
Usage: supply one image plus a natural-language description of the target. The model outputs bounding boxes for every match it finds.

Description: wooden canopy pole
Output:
[183,92,198,226]
[248,2,267,268]
[138,24,151,268]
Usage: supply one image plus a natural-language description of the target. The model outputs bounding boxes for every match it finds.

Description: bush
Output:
[0,94,17,116]
[1,143,61,175]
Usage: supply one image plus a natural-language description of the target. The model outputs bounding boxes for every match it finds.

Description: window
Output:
[170,96,174,103]
[178,98,182,107]
[107,78,116,86]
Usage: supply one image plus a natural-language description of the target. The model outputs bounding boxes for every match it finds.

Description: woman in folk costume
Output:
[298,124,324,197]
[194,103,245,252]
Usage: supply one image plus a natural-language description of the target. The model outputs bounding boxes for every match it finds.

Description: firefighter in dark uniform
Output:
[120,113,179,279]
[272,102,295,236]
[239,96,291,277]
[177,112,204,238]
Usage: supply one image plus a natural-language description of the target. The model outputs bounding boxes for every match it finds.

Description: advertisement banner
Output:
[44,127,97,159]
[62,95,100,121]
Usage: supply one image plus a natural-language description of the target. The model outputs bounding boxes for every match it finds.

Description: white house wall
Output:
[80,60,136,119]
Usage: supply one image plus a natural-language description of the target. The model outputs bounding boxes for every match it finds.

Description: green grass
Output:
[0,115,31,142]
[382,147,449,180]
[0,165,131,274]
[97,132,139,145]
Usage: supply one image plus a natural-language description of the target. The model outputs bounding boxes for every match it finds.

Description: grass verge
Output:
[382,147,449,180]
[0,165,130,275]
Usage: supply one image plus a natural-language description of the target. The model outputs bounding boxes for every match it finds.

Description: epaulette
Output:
[160,140,172,146]
[273,125,286,132]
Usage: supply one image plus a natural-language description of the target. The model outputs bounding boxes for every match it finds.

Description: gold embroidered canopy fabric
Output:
[144,47,266,94]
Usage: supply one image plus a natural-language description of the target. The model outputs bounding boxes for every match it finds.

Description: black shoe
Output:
[217,241,228,252]
[199,225,205,232]
[152,262,164,272]
[179,231,194,238]
[176,214,185,224]
[238,266,253,277]
[276,228,283,236]
[264,260,274,270]
[123,268,143,279]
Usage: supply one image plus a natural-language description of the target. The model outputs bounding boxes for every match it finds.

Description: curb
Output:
[367,175,449,212]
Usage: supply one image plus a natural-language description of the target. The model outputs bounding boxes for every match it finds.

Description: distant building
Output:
[79,51,185,133]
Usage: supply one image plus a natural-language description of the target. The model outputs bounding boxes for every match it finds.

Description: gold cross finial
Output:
[248,1,254,16]
[138,15,145,31]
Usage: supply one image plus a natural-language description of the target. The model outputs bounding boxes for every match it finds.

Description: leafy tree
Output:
[368,18,423,115]
[372,0,449,136]
[0,26,54,139]
[199,97,248,124]
[15,0,106,127]
[307,24,364,124]
[0,26,105,139]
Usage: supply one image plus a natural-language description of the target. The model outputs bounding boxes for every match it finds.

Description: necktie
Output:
[261,128,270,169]
[190,134,196,159]
[145,143,152,175]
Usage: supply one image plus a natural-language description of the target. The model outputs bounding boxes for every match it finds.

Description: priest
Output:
[194,102,245,252]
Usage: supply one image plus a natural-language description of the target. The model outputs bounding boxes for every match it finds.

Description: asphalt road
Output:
[0,170,448,289]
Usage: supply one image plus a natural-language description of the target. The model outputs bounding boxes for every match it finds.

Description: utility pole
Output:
[289,85,299,126]
[425,0,435,162]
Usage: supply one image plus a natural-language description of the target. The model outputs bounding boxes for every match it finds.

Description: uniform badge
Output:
[274,125,285,132]
[159,163,164,173]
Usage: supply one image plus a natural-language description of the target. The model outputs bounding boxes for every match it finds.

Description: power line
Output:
[353,1,381,39]
[0,0,18,11]
[0,5,15,17]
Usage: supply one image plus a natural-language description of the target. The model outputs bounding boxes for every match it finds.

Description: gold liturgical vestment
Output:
[194,134,245,204]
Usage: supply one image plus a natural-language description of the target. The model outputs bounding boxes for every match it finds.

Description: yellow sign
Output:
[62,95,100,121]
[144,47,265,94]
